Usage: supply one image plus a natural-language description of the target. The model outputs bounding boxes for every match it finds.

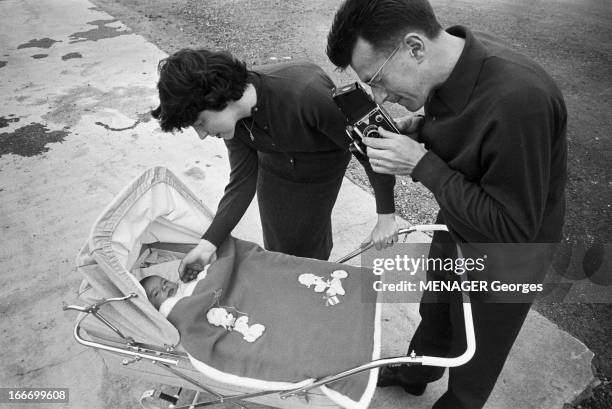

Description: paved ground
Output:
[81,0,612,406]
[0,0,607,408]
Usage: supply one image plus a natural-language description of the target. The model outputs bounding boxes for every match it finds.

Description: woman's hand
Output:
[178,239,218,282]
[364,213,399,250]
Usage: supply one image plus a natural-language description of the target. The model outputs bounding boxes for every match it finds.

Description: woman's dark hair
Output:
[327,0,442,69]
[151,48,248,132]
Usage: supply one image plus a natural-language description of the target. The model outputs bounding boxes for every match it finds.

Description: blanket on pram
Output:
[166,237,381,408]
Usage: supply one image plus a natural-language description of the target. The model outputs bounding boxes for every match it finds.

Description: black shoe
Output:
[377,367,427,396]
[377,366,400,387]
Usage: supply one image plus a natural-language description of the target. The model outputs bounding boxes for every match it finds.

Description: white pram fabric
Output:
[76,167,213,346]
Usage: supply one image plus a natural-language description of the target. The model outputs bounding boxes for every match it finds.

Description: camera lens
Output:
[364,125,379,138]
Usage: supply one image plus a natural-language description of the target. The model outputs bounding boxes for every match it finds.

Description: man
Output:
[327,0,567,408]
[152,49,399,281]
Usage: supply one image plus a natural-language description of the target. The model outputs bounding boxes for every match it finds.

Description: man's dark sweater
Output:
[412,26,567,244]
[395,27,568,409]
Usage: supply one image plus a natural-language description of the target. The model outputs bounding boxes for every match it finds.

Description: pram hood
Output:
[76,167,214,347]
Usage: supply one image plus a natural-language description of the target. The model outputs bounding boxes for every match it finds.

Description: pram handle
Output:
[334,224,450,263]
[279,224,477,399]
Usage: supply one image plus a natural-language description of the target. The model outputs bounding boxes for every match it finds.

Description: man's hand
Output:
[395,114,424,137]
[363,127,427,175]
[364,213,399,250]
[178,239,217,282]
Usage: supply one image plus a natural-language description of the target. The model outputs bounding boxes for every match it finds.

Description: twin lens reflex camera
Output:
[332,82,399,158]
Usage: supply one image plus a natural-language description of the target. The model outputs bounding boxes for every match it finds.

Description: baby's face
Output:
[142,276,178,309]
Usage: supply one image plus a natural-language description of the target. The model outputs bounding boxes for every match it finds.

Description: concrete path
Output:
[0,0,595,408]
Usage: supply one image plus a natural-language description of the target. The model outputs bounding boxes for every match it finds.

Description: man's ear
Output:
[402,33,426,61]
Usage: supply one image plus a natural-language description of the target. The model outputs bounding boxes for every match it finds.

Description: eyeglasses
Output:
[366,44,401,87]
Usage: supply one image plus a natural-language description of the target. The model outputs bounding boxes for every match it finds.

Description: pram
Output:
[64,167,475,409]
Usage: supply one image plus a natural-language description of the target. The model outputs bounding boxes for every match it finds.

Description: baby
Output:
[140,275,179,310]
[138,254,213,312]
[140,273,265,343]
[140,265,209,316]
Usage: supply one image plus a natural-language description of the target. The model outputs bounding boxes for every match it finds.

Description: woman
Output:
[152,48,398,281]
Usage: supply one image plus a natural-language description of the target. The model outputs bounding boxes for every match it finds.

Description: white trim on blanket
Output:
[187,354,316,391]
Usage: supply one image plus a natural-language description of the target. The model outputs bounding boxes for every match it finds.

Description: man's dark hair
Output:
[151,48,248,132]
[327,0,442,69]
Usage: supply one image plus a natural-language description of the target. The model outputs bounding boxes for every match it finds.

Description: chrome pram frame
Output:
[64,225,475,409]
